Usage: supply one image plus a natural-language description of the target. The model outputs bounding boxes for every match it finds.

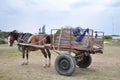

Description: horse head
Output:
[8,32,19,46]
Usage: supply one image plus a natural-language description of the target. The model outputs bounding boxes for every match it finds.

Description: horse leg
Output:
[41,49,47,68]
[46,49,51,67]
[25,50,29,65]
[22,47,25,65]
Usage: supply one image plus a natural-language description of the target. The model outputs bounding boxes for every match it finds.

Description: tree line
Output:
[0,30,9,39]
[0,30,18,44]
[0,30,18,39]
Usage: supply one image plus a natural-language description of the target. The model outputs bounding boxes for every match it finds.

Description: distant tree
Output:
[0,30,10,39]
[76,26,82,29]
[104,35,112,39]
[54,27,71,36]
[0,30,4,38]
[0,38,6,44]
[12,30,18,33]
[3,32,9,38]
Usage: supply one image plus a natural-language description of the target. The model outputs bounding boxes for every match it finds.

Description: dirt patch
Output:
[0,44,120,80]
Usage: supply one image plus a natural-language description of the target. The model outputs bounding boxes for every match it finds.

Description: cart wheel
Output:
[77,55,92,68]
[55,54,76,76]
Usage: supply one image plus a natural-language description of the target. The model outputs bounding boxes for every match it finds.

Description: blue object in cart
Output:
[72,28,80,36]
[76,28,89,42]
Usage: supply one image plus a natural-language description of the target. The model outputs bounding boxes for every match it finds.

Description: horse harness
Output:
[19,33,33,43]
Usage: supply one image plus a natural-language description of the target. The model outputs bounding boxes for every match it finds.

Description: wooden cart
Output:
[51,28,104,76]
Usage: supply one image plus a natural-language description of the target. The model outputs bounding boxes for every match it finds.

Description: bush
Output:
[55,29,61,36]
[54,28,70,36]
[104,35,112,39]
[0,38,7,44]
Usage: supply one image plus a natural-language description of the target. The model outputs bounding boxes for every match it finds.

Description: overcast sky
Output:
[0,0,120,35]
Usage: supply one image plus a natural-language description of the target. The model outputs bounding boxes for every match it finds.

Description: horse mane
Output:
[46,35,51,44]
[9,32,20,40]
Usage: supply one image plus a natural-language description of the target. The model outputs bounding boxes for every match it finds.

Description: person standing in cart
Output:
[42,25,46,34]
[39,25,46,34]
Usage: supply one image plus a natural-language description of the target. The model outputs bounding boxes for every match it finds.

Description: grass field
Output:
[0,41,120,80]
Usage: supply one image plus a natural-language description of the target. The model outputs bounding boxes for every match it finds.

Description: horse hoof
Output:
[21,63,25,65]
[47,65,51,68]
[43,64,47,68]
[44,66,47,68]
[44,65,47,68]
[25,63,28,65]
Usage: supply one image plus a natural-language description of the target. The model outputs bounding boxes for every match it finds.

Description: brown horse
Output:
[8,32,51,68]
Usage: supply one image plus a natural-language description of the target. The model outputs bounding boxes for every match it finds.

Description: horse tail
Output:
[46,35,51,44]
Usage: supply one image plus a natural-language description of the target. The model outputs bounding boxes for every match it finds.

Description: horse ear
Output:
[9,32,13,35]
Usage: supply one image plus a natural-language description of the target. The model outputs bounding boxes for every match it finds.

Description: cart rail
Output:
[18,43,45,48]
[51,28,104,54]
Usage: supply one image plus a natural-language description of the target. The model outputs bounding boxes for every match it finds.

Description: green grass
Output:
[105,39,120,46]
[0,44,21,57]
